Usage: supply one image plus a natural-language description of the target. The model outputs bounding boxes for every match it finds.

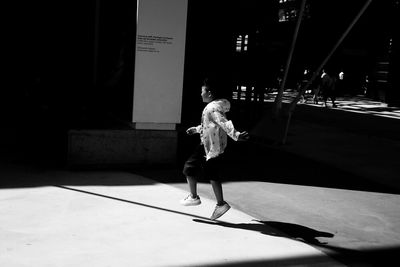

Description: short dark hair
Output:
[202,76,227,99]
[203,77,215,91]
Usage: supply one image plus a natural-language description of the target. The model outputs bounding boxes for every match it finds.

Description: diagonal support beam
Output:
[282,0,374,144]
[274,0,307,115]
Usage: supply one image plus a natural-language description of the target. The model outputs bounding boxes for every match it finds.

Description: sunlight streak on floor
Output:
[0,173,341,267]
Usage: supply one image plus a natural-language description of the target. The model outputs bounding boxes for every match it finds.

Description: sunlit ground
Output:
[173,179,400,266]
[0,169,345,267]
[266,90,400,120]
[1,164,399,266]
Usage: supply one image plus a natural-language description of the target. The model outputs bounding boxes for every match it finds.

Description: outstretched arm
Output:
[211,111,249,141]
[186,125,201,135]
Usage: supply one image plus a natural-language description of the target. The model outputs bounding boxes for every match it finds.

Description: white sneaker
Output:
[210,202,231,220]
[180,194,201,206]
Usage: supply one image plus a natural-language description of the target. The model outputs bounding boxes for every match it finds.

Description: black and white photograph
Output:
[1,0,400,266]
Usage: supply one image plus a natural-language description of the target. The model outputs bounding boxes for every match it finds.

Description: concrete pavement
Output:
[0,164,342,267]
[140,165,400,267]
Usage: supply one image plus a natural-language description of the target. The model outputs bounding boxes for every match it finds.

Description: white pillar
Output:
[133,0,188,130]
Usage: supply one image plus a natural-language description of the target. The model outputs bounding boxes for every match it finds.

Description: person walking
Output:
[314,69,337,107]
[180,77,249,220]
[297,68,311,103]
[321,69,337,108]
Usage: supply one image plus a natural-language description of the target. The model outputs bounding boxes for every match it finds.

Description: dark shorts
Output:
[182,144,224,181]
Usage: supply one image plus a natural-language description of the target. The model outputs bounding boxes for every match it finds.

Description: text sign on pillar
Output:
[133,0,188,130]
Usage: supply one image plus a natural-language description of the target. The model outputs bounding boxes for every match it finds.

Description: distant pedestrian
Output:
[336,70,346,96]
[181,77,249,220]
[297,68,311,103]
[315,69,337,107]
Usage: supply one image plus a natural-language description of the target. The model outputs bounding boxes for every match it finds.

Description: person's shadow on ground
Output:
[193,219,334,245]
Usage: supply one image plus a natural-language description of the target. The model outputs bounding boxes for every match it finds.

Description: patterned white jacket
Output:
[194,99,241,160]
